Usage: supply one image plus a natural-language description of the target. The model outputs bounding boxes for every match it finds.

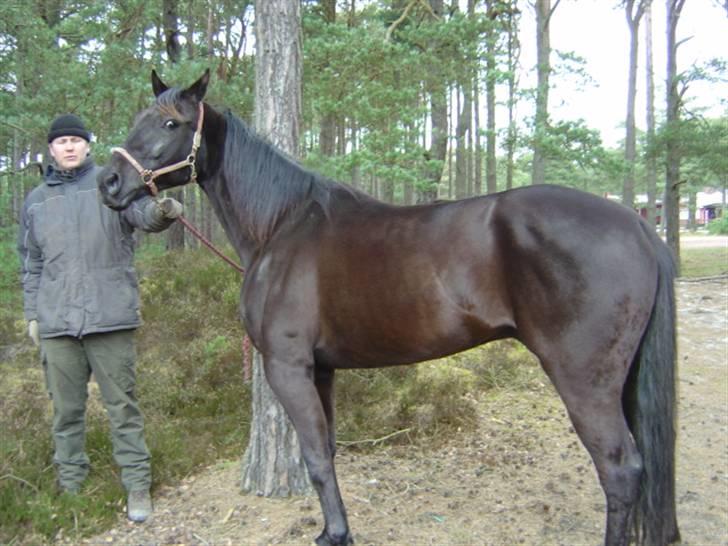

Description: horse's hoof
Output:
[314,531,353,546]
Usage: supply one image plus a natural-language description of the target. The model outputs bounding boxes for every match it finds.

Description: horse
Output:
[97,70,679,546]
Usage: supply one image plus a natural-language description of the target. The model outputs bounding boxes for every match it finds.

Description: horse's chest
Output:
[241,252,318,349]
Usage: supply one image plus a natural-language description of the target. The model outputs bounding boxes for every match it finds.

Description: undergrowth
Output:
[6,235,721,543]
[0,242,251,545]
[707,215,728,235]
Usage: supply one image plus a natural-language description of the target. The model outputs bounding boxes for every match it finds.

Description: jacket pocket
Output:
[86,267,141,332]
[37,276,67,335]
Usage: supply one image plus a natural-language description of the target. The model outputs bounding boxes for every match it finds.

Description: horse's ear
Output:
[151,70,169,97]
[184,69,210,102]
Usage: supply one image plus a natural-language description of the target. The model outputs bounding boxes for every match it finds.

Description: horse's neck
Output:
[194,109,259,268]
[200,177,258,269]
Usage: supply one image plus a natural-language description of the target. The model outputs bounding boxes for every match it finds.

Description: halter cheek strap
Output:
[111,101,205,196]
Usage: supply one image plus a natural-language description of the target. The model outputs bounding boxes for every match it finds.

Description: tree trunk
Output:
[318,0,337,157]
[665,0,685,268]
[162,0,185,250]
[644,1,658,228]
[185,0,195,59]
[465,0,476,197]
[417,0,447,204]
[241,0,313,497]
[485,0,498,194]
[505,2,520,191]
[162,0,182,63]
[185,185,197,249]
[531,0,558,185]
[687,189,696,231]
[623,0,646,210]
[351,121,361,189]
[455,82,472,199]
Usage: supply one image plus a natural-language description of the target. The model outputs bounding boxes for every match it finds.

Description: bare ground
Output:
[66,279,728,546]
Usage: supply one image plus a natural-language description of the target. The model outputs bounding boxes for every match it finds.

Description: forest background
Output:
[1,0,727,250]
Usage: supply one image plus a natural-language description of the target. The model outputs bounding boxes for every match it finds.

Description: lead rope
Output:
[174,214,252,382]
[176,215,245,274]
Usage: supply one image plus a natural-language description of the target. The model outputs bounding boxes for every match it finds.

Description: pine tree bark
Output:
[531,0,559,185]
[454,81,472,199]
[505,2,520,191]
[418,0,447,204]
[623,0,647,210]
[664,0,685,268]
[162,0,185,250]
[485,0,498,194]
[241,0,313,497]
[644,1,658,228]
[318,0,337,157]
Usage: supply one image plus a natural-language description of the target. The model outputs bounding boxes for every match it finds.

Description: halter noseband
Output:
[111,102,205,196]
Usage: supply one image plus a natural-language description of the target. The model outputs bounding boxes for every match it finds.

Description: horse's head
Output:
[98,69,210,210]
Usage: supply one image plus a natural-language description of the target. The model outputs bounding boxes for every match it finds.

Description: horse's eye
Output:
[164,119,178,130]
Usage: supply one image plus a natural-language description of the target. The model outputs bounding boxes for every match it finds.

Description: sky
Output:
[517,0,728,148]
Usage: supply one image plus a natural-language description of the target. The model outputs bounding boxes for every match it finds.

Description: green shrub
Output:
[0,226,24,344]
[336,340,540,448]
[707,214,728,235]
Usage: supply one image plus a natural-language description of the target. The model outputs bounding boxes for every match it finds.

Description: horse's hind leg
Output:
[262,353,352,546]
[543,361,642,546]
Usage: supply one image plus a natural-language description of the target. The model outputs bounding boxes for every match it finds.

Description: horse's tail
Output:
[623,226,680,546]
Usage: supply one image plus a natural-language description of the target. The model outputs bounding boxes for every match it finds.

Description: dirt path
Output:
[70,279,728,546]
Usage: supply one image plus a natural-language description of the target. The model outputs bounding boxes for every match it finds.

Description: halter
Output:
[111,102,205,196]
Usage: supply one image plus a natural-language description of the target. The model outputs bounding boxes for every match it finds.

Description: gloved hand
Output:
[157,197,183,219]
[28,320,40,346]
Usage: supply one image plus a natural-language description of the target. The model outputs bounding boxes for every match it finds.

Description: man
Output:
[17,113,182,523]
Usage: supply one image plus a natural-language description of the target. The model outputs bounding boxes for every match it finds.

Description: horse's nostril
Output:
[103,172,121,196]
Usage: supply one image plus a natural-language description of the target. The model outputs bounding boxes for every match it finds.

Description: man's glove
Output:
[28,320,40,346]
[157,197,183,219]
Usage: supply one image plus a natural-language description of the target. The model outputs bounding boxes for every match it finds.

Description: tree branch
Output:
[385,0,418,42]
[0,474,40,493]
[547,0,562,25]
[385,0,439,42]
[0,119,31,134]
[337,428,413,447]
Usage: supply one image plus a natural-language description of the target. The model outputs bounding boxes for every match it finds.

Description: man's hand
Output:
[157,197,183,219]
[28,320,40,346]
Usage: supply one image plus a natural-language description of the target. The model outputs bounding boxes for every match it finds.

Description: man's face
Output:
[49,136,90,170]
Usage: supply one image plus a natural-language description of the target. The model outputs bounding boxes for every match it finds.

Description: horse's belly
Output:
[316,305,514,368]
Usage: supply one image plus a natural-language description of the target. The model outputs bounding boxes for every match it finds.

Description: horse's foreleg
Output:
[263,354,352,546]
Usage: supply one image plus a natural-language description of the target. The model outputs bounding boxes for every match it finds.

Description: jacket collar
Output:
[46,156,95,186]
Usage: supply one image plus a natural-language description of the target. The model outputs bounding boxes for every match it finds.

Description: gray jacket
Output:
[17,157,175,338]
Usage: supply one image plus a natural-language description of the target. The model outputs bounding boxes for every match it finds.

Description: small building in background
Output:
[695,189,725,226]
[604,189,725,229]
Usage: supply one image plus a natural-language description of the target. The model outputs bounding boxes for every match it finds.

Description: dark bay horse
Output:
[98,70,679,546]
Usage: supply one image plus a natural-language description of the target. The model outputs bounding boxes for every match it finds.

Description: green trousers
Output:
[41,330,151,492]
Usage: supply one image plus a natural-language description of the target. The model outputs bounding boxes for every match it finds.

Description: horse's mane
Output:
[154,88,368,244]
[222,111,363,244]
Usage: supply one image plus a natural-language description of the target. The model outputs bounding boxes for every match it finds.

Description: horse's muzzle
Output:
[99,170,122,197]
[97,169,132,210]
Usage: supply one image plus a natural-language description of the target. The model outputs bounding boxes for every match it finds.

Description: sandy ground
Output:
[64,278,728,546]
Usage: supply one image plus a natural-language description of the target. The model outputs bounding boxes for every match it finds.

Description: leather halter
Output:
[111,102,204,196]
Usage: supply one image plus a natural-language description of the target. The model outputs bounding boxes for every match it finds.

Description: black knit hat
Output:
[47,114,91,143]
